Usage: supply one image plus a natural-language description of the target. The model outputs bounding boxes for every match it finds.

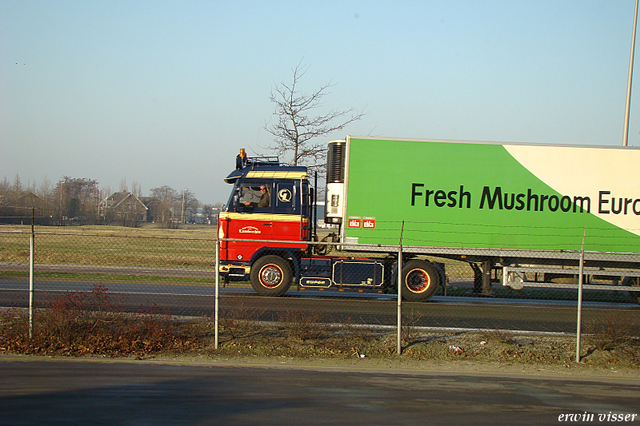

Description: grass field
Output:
[0,225,218,268]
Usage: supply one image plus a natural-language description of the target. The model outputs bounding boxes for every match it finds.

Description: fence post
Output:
[29,208,35,339]
[215,239,220,350]
[397,221,404,356]
[576,227,587,363]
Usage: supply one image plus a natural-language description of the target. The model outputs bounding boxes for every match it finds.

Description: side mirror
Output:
[232,195,241,212]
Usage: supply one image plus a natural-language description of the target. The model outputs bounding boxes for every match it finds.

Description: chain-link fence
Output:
[0,226,219,317]
[1,225,640,358]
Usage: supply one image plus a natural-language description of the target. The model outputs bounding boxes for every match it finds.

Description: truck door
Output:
[223,182,274,261]
[272,180,302,241]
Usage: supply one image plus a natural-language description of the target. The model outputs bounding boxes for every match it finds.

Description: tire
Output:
[250,255,292,297]
[401,260,440,302]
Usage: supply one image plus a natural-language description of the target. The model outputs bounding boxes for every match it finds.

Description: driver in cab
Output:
[244,185,270,208]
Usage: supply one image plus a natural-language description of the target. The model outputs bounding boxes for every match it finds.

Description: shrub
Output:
[0,285,200,356]
[584,312,640,351]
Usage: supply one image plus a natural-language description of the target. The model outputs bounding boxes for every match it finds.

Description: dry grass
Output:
[277,309,327,341]
[218,301,266,340]
[582,312,640,364]
[0,285,203,357]
[0,225,218,267]
[478,328,517,345]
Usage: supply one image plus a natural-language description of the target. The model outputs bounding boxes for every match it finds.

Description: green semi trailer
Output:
[323,136,640,301]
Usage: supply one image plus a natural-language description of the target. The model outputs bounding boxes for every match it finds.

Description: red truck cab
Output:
[218,153,313,295]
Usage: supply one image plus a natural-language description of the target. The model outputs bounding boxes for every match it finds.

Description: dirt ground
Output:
[182,326,640,379]
[149,354,640,381]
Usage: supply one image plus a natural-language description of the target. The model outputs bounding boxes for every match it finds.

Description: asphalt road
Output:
[1,257,639,334]
[0,355,638,426]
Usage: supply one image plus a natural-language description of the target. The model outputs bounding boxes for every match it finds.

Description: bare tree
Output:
[131,181,142,198]
[0,177,11,194]
[181,189,199,223]
[55,177,99,220]
[36,177,53,201]
[149,185,178,224]
[265,61,364,170]
[11,174,23,192]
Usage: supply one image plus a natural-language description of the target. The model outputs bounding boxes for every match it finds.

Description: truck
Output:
[218,136,640,302]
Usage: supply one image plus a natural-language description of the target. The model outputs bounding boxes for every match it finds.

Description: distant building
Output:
[0,191,54,224]
[99,192,148,225]
[139,197,163,223]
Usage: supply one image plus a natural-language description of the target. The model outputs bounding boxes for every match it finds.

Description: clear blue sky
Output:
[1,0,638,204]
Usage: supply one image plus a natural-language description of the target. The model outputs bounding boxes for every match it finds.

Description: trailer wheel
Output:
[401,260,440,302]
[250,255,292,297]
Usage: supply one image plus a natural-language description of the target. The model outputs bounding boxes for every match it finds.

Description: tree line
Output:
[0,175,223,226]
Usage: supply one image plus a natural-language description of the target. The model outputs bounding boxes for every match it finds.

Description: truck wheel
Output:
[401,260,440,302]
[250,255,292,297]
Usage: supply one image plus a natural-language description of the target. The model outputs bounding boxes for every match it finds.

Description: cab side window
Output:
[238,182,272,212]
[274,181,300,215]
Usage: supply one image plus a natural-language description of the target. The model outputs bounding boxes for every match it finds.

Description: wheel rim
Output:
[259,264,283,288]
[405,268,430,293]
